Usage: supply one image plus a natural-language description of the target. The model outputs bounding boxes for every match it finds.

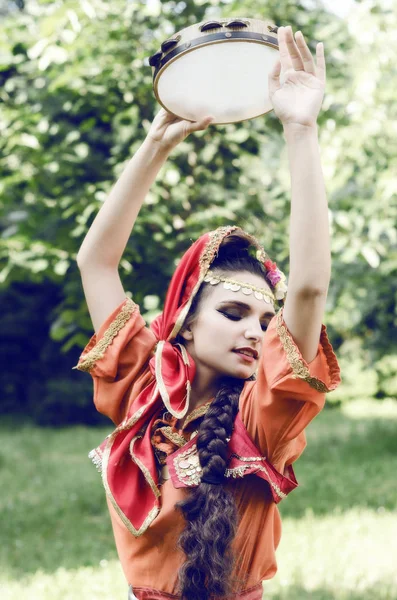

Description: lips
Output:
[233,347,259,360]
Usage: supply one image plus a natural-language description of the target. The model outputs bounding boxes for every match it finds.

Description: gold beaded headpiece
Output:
[204,272,276,307]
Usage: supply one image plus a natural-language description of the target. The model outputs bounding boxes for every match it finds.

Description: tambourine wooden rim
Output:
[149,18,280,124]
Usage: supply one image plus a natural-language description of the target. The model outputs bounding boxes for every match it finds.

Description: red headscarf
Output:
[91,226,281,536]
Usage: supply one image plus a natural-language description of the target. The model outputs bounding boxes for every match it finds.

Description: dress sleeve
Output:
[239,308,341,469]
[73,298,157,425]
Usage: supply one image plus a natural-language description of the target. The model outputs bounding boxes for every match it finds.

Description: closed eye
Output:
[218,310,241,322]
[218,310,268,332]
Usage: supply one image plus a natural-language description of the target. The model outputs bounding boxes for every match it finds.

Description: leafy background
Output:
[1,2,397,599]
[0,0,396,416]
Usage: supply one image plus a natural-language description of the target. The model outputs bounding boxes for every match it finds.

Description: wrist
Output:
[144,134,176,156]
[282,121,318,134]
[282,122,319,143]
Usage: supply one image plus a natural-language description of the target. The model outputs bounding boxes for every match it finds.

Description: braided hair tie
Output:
[201,474,224,485]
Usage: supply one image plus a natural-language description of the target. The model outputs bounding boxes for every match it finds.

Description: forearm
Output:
[77,137,171,268]
[283,123,331,292]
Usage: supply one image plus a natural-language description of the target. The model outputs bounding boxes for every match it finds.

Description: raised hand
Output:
[146,108,214,151]
[268,25,326,129]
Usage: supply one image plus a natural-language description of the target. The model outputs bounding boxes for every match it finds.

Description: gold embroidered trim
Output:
[170,296,197,341]
[228,452,267,462]
[117,404,147,432]
[198,227,271,271]
[276,309,331,393]
[172,442,287,499]
[136,504,160,534]
[185,380,191,415]
[177,343,190,366]
[225,463,286,500]
[199,226,238,274]
[154,400,212,465]
[130,435,161,500]
[182,400,211,429]
[256,463,287,499]
[225,465,249,478]
[169,227,237,341]
[100,400,158,537]
[76,298,137,373]
[155,341,169,406]
[101,436,159,537]
[161,426,187,448]
[155,341,189,419]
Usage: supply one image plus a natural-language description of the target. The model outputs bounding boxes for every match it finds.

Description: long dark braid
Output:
[175,232,270,599]
[176,378,244,600]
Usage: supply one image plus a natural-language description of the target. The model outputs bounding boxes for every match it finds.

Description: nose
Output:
[244,320,263,342]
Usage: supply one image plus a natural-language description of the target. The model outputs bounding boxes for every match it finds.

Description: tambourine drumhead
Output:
[149,18,279,125]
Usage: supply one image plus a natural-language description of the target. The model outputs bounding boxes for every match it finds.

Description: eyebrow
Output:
[217,300,276,319]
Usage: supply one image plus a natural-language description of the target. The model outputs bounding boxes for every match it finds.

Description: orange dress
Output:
[76,299,340,594]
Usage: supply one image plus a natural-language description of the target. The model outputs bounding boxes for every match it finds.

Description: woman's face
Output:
[181,271,276,382]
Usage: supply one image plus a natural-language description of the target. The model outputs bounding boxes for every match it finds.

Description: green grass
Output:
[1,399,397,599]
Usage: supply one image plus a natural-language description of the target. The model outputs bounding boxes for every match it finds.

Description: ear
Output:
[180,326,193,341]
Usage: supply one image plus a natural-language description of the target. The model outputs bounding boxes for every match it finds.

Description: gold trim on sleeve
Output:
[229,452,267,462]
[225,463,287,500]
[256,464,287,499]
[76,298,137,373]
[276,309,331,393]
[225,466,248,478]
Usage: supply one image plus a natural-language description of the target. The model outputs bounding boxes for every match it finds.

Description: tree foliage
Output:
[0,0,396,421]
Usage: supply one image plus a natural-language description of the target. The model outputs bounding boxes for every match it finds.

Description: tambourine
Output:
[148,18,280,125]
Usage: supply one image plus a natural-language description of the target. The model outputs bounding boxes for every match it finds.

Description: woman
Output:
[75,26,340,600]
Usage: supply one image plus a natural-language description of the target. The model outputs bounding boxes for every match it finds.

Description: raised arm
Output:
[77,110,213,333]
[268,26,329,363]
